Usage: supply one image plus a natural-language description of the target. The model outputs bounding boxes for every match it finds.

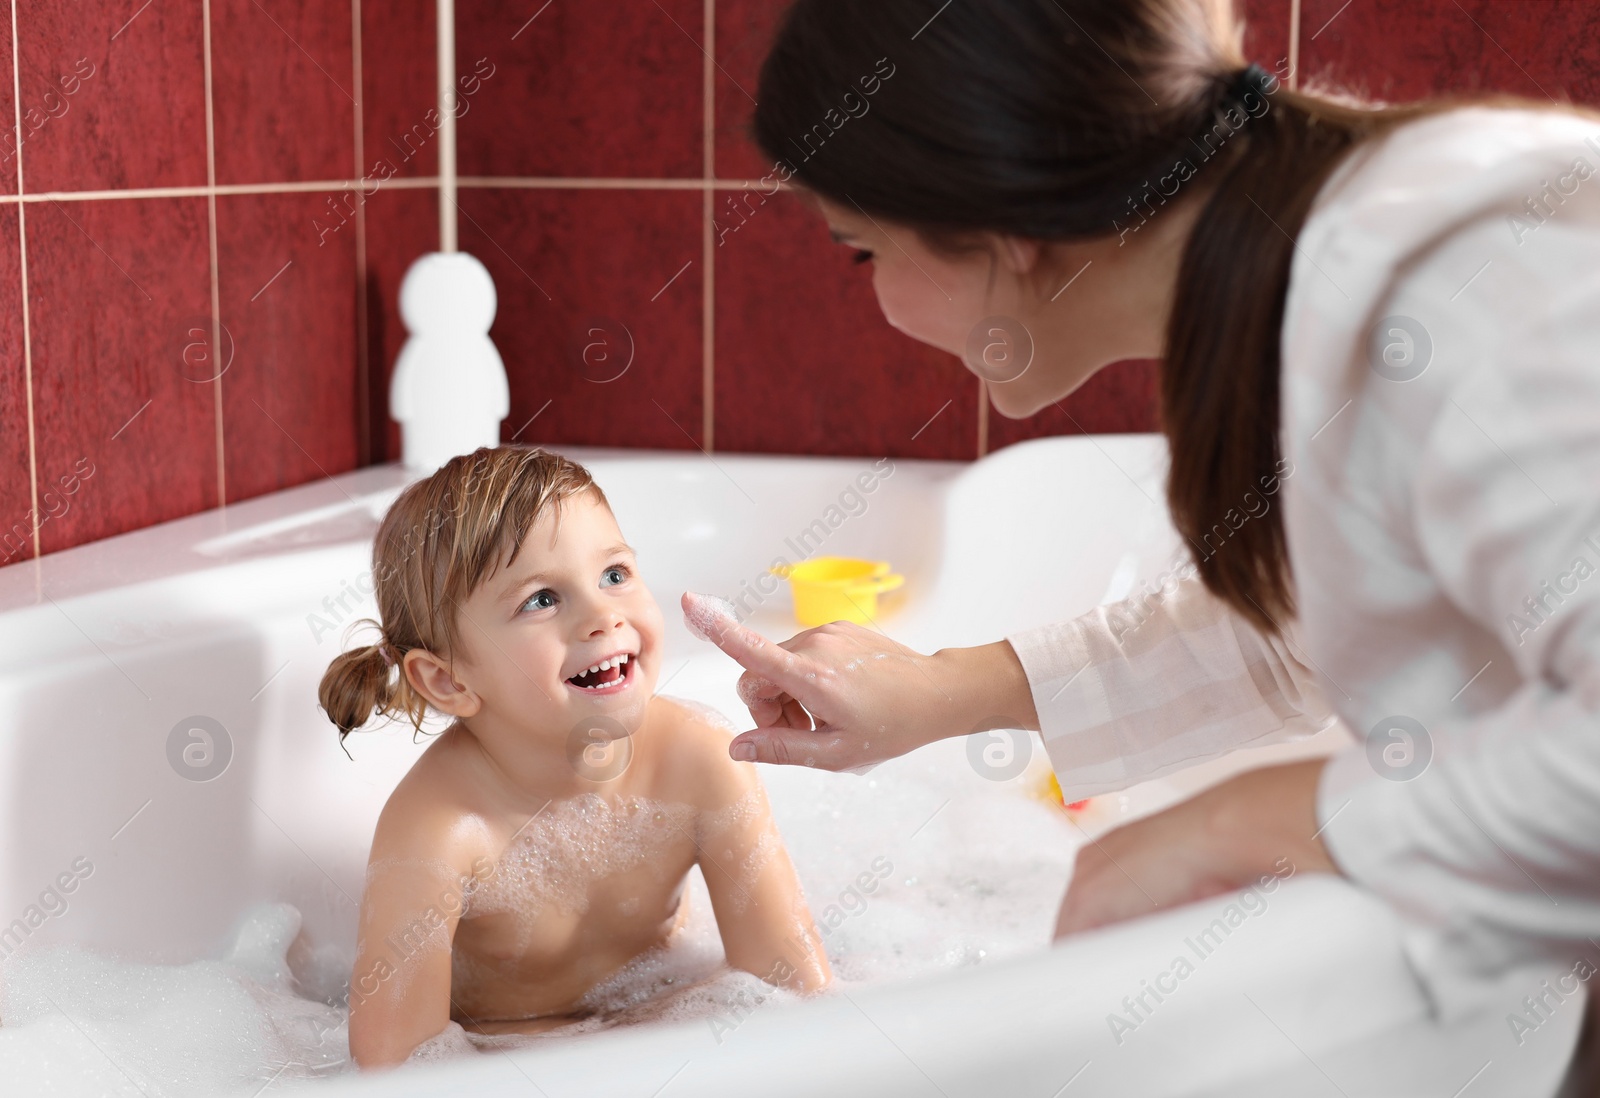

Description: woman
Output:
[689,0,1600,1087]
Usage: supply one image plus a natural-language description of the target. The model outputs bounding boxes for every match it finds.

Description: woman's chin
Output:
[984,382,1047,421]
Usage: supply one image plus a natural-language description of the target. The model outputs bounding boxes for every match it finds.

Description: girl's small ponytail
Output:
[318,623,403,747]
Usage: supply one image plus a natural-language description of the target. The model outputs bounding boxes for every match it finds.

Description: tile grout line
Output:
[0,176,792,205]
[976,377,988,458]
[458,176,785,191]
[6,177,447,202]
[701,0,715,452]
[352,0,371,464]
[1288,0,1301,91]
[202,0,226,510]
[437,0,457,251]
[9,0,37,565]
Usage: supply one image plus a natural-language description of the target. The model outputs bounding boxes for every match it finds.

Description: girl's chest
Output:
[460,794,703,949]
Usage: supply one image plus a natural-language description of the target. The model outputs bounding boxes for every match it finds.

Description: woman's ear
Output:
[402,650,482,718]
[999,234,1043,275]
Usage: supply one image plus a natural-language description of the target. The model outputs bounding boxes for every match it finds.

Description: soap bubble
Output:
[736,673,782,708]
[683,592,738,643]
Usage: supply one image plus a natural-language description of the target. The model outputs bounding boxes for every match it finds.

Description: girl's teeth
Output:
[581,654,631,676]
[571,655,634,689]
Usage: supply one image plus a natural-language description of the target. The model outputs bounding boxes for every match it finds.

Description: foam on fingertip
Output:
[683,591,738,643]
[736,674,780,708]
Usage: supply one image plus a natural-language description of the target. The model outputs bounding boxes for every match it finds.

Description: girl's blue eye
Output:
[522,590,557,612]
[601,565,629,587]
[852,249,874,266]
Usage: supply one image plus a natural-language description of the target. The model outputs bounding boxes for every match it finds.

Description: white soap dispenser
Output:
[390,251,510,472]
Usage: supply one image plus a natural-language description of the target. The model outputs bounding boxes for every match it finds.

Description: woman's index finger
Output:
[681,591,813,695]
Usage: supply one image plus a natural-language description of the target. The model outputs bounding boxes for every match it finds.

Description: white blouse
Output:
[1007,106,1600,1015]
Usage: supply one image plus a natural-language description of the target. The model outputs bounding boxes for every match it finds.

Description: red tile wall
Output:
[454,0,1319,463]
[7,1,1600,565]
[0,0,436,567]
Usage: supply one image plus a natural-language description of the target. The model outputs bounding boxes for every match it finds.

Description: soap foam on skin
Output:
[359,858,472,1004]
[2,727,1074,1088]
[682,592,739,644]
[665,695,738,735]
[462,793,698,922]
[736,673,781,709]
[692,788,784,917]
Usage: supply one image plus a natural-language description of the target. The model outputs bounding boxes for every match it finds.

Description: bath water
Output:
[0,733,1089,1093]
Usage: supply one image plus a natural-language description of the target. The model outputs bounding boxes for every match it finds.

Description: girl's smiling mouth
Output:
[565,652,637,695]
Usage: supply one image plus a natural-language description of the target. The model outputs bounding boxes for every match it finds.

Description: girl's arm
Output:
[348,820,475,1068]
[691,731,832,992]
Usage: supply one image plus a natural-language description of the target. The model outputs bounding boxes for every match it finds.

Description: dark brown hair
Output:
[751,0,1565,633]
[318,446,607,743]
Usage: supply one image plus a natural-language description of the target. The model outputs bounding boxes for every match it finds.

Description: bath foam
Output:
[697,785,765,840]
[572,872,727,1016]
[724,825,785,916]
[422,743,1079,1053]
[361,859,472,942]
[662,694,738,735]
[410,867,796,1062]
[0,902,351,1095]
[365,856,471,891]
[682,592,739,644]
[763,744,1076,986]
[695,788,784,916]
[463,793,701,923]
[9,732,1079,1085]
[358,856,470,1005]
[737,825,783,883]
[736,671,784,709]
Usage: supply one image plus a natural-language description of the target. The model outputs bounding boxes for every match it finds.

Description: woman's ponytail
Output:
[751,0,1556,635]
[1163,81,1374,632]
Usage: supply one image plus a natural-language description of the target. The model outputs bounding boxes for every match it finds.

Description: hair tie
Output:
[377,642,396,668]
[1220,62,1278,113]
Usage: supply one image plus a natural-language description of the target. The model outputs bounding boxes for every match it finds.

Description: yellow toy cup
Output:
[771,556,905,627]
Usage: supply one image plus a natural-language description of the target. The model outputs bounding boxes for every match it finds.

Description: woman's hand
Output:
[681,592,1037,770]
[1055,760,1339,938]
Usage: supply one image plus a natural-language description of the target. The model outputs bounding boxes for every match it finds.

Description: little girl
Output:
[318,446,831,1068]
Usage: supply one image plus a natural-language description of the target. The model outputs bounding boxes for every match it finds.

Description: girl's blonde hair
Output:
[318,446,607,744]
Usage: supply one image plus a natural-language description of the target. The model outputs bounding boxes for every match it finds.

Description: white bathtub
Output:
[0,436,1580,1096]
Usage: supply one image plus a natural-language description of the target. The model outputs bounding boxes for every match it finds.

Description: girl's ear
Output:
[402,650,482,718]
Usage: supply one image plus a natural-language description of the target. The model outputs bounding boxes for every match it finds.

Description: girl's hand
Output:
[1055,760,1339,938]
[681,592,1037,770]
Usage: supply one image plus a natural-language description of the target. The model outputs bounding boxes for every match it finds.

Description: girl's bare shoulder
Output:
[641,695,763,811]
[370,728,495,867]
